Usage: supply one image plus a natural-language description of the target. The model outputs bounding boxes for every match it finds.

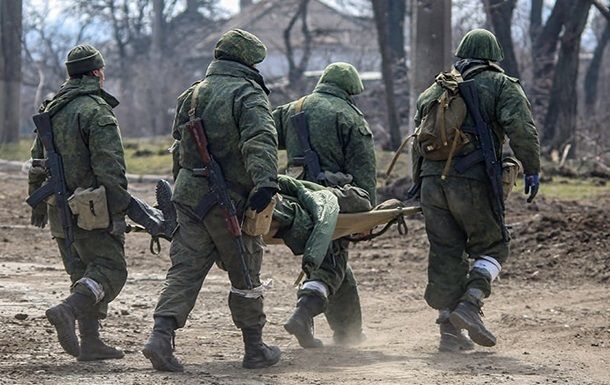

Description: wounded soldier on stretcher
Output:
[263,174,421,276]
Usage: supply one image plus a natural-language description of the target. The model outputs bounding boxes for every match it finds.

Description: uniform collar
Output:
[313,83,352,102]
[43,76,119,115]
[205,59,270,95]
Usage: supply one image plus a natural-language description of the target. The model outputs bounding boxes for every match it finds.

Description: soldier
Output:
[142,29,281,371]
[273,62,376,348]
[412,29,541,351]
[28,44,131,361]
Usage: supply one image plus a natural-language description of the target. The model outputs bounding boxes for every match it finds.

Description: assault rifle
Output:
[26,112,77,272]
[290,112,326,184]
[458,80,509,242]
[187,118,253,289]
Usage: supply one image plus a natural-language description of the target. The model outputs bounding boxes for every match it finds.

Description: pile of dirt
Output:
[504,196,609,283]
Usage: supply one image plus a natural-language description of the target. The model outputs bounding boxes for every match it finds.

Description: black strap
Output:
[453,150,484,173]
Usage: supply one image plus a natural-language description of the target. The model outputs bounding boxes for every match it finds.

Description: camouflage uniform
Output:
[143,29,281,371]
[273,62,376,346]
[413,29,541,348]
[28,45,130,360]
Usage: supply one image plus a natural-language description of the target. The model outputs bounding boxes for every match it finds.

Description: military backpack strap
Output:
[188,81,204,121]
[294,96,307,114]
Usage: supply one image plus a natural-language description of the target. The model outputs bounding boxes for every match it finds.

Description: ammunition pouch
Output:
[68,186,110,230]
[501,156,522,201]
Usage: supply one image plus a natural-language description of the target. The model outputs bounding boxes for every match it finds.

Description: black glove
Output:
[249,187,277,213]
[524,174,540,203]
[31,203,48,229]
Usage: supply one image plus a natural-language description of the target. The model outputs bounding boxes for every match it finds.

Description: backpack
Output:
[415,68,470,162]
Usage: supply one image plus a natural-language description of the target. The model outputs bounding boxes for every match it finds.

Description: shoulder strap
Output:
[188,82,204,121]
[294,96,307,114]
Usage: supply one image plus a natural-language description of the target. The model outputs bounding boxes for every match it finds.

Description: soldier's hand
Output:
[524,174,539,203]
[110,218,127,237]
[30,203,48,229]
[249,187,278,213]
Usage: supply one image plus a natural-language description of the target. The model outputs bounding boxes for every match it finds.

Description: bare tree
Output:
[0,0,23,144]
[584,19,610,112]
[283,0,312,90]
[543,0,592,154]
[371,0,403,149]
[529,0,571,130]
[482,0,520,78]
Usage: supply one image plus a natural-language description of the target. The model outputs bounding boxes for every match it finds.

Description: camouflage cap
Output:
[214,29,267,67]
[65,44,105,76]
[455,29,504,61]
[317,62,364,95]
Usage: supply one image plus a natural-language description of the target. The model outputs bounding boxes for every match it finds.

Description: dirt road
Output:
[0,171,608,385]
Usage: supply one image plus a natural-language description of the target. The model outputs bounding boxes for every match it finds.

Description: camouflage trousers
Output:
[56,231,127,319]
[420,175,509,310]
[298,238,362,338]
[153,203,266,329]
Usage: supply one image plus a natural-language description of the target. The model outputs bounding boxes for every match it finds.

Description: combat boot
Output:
[45,292,94,357]
[155,179,177,240]
[283,295,325,348]
[142,316,184,372]
[241,326,281,369]
[77,318,124,361]
[449,301,496,347]
[437,310,474,352]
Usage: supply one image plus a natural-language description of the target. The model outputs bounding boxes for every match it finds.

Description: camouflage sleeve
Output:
[86,107,131,218]
[496,78,541,175]
[272,104,288,150]
[235,88,279,191]
[339,112,377,206]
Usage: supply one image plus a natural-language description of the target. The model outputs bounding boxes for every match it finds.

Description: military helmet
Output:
[455,29,504,61]
[65,44,105,76]
[214,29,267,67]
[317,62,364,95]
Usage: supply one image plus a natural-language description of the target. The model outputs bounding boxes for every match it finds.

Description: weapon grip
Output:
[26,183,54,208]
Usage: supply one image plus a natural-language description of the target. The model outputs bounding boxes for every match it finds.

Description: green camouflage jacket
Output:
[414,62,541,180]
[29,76,130,238]
[171,59,278,209]
[273,83,377,206]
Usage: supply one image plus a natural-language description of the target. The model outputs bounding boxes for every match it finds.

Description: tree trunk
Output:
[529,0,571,132]
[387,0,410,132]
[483,0,520,78]
[151,0,166,135]
[0,0,23,144]
[584,21,610,112]
[543,1,592,155]
[283,0,311,92]
[372,0,401,150]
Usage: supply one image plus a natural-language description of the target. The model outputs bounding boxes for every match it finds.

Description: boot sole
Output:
[242,350,281,369]
[142,346,184,372]
[449,312,496,347]
[78,351,125,361]
[45,308,80,357]
[283,320,323,349]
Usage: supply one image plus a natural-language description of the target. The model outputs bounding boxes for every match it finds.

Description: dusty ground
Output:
[0,170,608,385]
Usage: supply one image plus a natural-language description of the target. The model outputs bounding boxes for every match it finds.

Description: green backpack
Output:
[415,68,470,163]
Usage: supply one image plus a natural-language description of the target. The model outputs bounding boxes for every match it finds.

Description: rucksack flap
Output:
[416,69,470,161]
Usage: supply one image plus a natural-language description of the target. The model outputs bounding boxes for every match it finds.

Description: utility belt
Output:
[450,139,521,201]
